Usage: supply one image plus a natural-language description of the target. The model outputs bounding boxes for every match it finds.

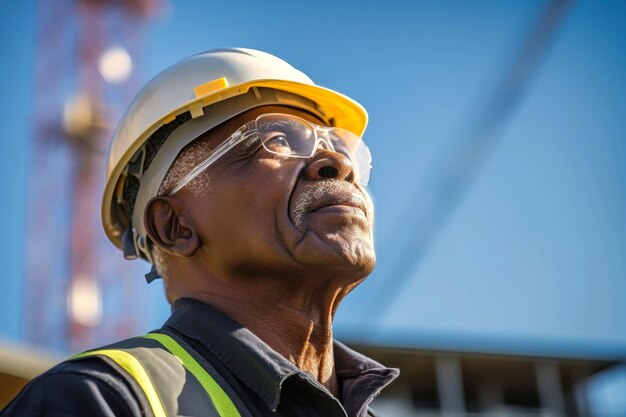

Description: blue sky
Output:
[0,0,624,362]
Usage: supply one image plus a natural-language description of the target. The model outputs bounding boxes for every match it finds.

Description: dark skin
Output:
[144,105,375,397]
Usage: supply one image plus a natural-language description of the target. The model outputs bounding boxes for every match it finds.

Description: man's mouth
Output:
[308,197,367,216]
[291,180,369,227]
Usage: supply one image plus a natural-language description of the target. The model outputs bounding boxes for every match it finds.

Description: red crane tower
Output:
[25,0,162,353]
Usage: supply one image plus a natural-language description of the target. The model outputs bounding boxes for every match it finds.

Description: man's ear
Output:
[144,196,201,257]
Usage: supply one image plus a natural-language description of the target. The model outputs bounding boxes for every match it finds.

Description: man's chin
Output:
[293,228,376,278]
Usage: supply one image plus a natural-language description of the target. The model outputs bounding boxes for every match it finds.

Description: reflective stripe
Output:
[142,333,242,417]
[72,349,167,417]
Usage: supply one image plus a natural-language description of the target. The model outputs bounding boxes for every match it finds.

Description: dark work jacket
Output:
[1,298,399,417]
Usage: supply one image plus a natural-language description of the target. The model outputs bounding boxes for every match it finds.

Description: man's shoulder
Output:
[1,355,144,417]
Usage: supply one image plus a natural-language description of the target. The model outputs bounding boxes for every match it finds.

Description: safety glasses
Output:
[168,113,372,195]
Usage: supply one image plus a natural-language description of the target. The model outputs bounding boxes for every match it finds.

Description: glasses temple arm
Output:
[167,128,254,195]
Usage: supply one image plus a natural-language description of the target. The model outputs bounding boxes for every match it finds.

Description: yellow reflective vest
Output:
[72,331,248,417]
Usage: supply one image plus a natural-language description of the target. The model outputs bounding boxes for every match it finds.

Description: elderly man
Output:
[2,48,398,417]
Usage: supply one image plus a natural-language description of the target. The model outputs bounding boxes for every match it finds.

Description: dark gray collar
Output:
[164,297,398,414]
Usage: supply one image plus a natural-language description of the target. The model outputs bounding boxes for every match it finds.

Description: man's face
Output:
[178,105,375,284]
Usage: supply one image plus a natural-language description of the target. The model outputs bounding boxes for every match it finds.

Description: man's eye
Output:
[264,134,293,154]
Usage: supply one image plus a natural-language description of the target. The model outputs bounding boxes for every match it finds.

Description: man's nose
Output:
[303,149,355,183]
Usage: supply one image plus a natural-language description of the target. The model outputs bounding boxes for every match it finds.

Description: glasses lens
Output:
[255,114,372,185]
[329,128,372,186]
[256,115,316,157]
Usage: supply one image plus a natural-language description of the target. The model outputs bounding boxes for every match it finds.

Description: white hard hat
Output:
[102,47,368,262]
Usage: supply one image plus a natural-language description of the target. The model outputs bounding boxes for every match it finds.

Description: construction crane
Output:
[25,0,161,353]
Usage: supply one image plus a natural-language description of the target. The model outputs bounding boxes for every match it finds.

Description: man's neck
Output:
[172,271,351,396]
[220,293,340,395]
